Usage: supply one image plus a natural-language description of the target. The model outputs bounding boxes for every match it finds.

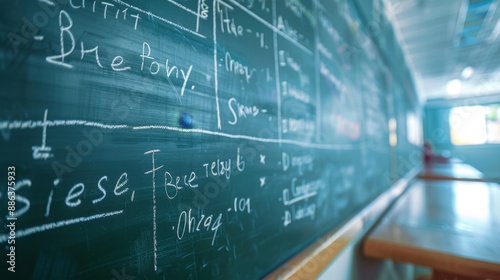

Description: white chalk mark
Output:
[196,0,202,32]
[167,0,199,16]
[213,0,222,129]
[33,35,44,41]
[314,24,321,143]
[216,0,233,10]
[283,190,317,206]
[260,154,266,164]
[41,109,48,147]
[131,190,135,202]
[224,0,312,55]
[133,125,356,149]
[110,0,205,38]
[0,210,124,243]
[272,0,282,142]
[38,0,55,6]
[0,119,128,130]
[32,109,54,160]
[102,2,114,19]
[260,177,266,187]
[144,150,162,272]
[0,117,358,150]
[45,190,54,217]
[46,10,75,69]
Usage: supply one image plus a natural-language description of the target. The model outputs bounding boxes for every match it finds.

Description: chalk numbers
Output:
[232,197,251,213]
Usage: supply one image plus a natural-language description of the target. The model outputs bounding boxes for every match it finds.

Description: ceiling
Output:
[384,0,500,101]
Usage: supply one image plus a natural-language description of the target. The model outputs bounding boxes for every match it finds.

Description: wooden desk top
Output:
[419,160,485,181]
[364,180,500,279]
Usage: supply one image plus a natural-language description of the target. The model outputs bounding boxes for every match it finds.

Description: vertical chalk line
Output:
[196,0,202,32]
[213,0,222,129]
[272,0,282,143]
[41,109,48,148]
[314,4,321,143]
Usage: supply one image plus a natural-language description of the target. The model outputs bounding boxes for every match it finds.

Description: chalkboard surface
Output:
[0,0,417,279]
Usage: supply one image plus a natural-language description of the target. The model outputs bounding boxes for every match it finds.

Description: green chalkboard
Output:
[0,0,418,279]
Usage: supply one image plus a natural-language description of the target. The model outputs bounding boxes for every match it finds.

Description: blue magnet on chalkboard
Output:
[179,112,193,129]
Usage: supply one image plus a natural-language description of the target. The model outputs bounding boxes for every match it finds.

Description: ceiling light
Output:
[446,79,462,96]
[461,67,474,79]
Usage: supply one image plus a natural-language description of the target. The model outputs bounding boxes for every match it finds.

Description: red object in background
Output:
[423,141,433,165]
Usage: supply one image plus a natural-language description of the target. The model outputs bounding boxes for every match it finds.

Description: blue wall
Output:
[425,95,500,178]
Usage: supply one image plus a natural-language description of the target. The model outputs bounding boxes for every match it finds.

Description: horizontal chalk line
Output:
[0,119,359,150]
[133,125,357,149]
[0,119,128,130]
[111,0,206,39]
[0,210,124,243]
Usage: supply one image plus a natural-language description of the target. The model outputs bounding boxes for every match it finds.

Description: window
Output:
[449,104,500,145]
[407,112,423,146]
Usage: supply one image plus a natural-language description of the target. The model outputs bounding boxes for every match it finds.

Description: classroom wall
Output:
[425,94,500,178]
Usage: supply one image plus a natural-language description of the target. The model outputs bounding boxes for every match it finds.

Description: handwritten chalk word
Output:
[45,10,130,70]
[203,158,231,179]
[283,202,316,227]
[217,2,244,37]
[282,118,315,135]
[164,170,198,200]
[224,51,255,83]
[69,1,141,29]
[144,150,199,201]
[291,177,325,198]
[176,209,222,246]
[62,173,129,209]
[278,50,310,87]
[282,188,316,207]
[140,42,194,97]
[281,81,311,104]
[281,152,314,175]
[227,97,260,125]
[11,173,129,221]
[45,11,194,98]
[202,147,245,180]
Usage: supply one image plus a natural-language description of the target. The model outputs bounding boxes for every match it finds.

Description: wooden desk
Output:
[363,180,500,280]
[419,160,486,182]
